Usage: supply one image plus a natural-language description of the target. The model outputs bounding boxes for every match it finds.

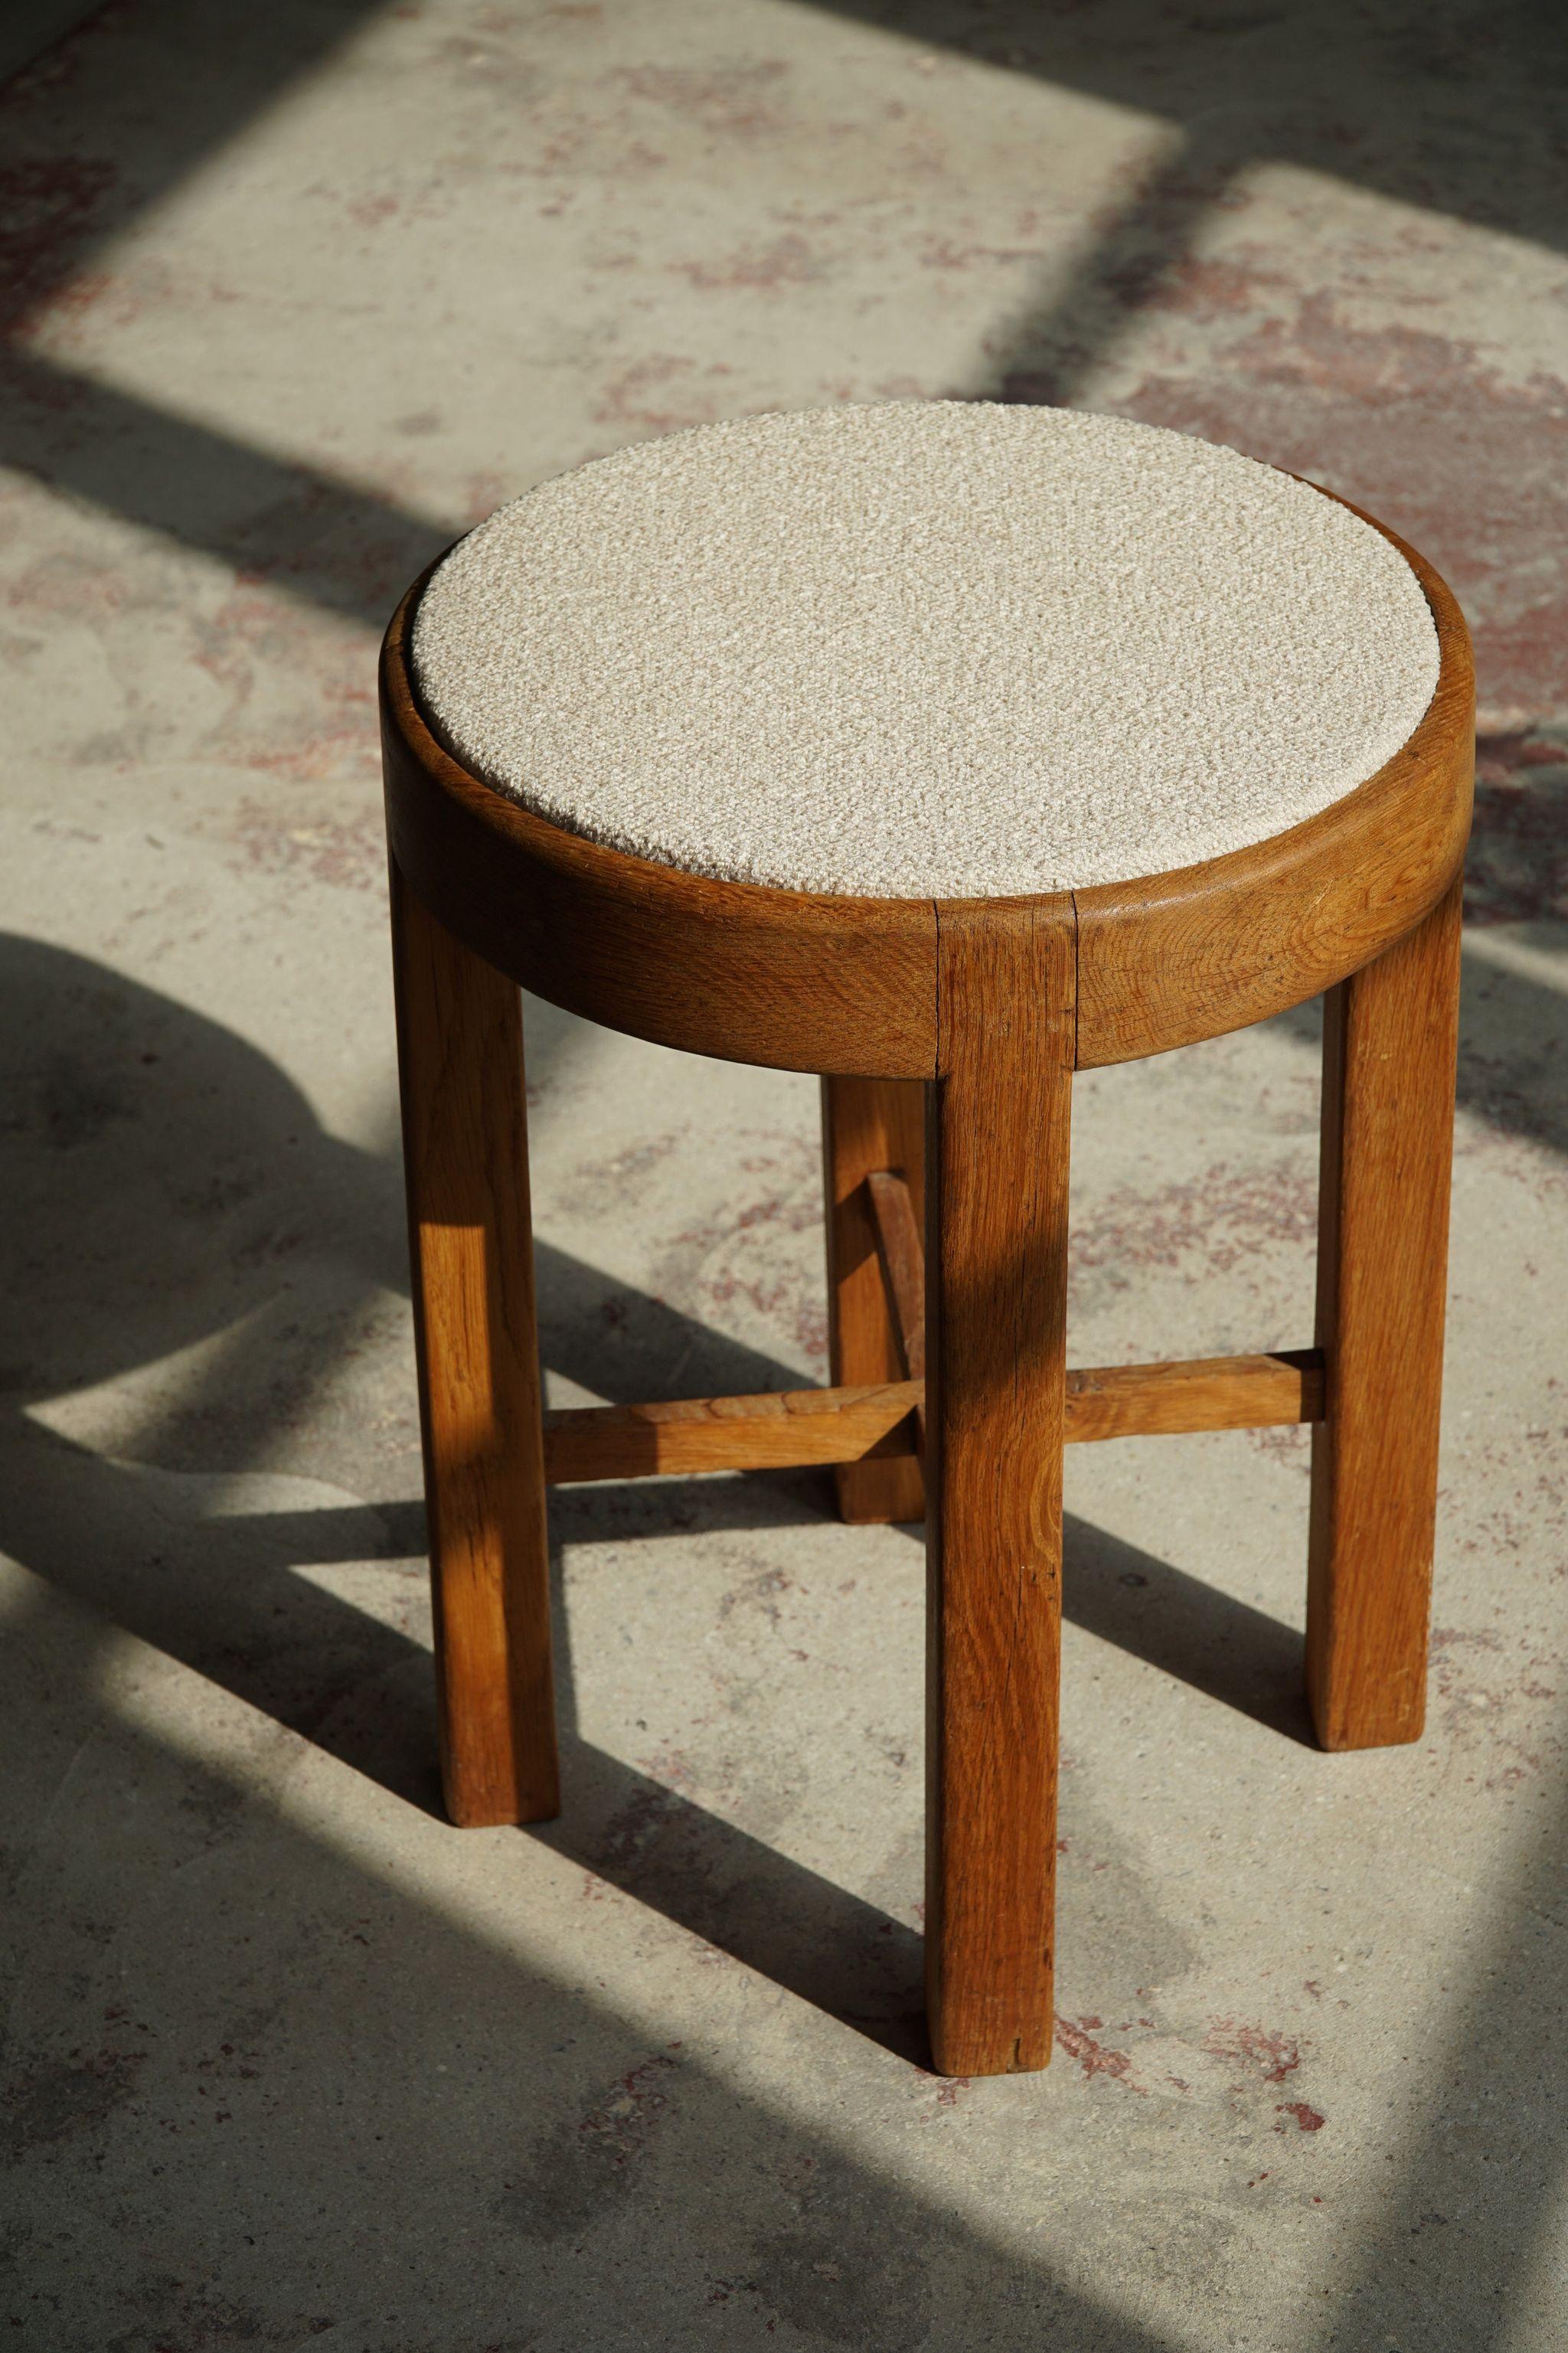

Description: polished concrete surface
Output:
[2,3,1565,2345]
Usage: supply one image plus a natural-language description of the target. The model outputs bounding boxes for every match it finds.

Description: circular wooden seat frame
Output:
[381,488,1473,2078]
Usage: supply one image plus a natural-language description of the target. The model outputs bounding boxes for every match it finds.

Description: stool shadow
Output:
[547,1479,1317,1747]
[176,1475,1317,1750]
[530,1747,928,2065]
[1060,1512,1314,1746]
[0,926,1302,2067]
[0,1421,928,2062]
[18,1430,1315,2057]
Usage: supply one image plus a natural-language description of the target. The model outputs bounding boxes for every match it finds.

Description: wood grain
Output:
[389,858,559,1828]
[821,1077,929,1521]
[537,1350,1323,1485]
[1073,506,1473,1070]
[543,1379,920,1482]
[1066,1349,1322,1440]
[926,897,1075,2077]
[867,1172,926,1376]
[1307,879,1463,1749]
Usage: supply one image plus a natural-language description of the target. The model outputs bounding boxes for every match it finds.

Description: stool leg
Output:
[925,907,1074,2077]
[821,1076,928,1524]
[388,857,560,1826]
[1307,877,1463,1750]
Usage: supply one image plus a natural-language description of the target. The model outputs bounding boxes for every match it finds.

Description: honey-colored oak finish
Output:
[1063,1348,1324,1441]
[867,1167,928,1460]
[822,1077,928,1521]
[1072,506,1474,1069]
[536,1348,1325,1485]
[382,476,1473,2079]
[388,861,558,1828]
[1307,877,1464,1748]
[543,1379,921,1483]
[925,901,1075,2077]
[867,1173,926,1374]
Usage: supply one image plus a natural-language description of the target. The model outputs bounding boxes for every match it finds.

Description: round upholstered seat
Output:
[410,401,1441,901]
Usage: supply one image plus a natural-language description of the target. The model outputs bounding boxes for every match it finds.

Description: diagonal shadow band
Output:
[794,0,1568,257]
[2,345,456,632]
[1,0,403,325]
[374,1482,1316,1745]
[7,1564,1194,2353]
[0,1416,933,2056]
[972,113,1242,414]
[0,1397,1318,2062]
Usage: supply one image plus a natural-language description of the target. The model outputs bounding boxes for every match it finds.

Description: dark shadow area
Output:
[0,1417,929,2059]
[0,0,109,90]
[1063,1511,1312,1745]
[0,933,930,2049]
[802,0,1568,254]
[2,1570,1175,2351]
[0,926,1325,2064]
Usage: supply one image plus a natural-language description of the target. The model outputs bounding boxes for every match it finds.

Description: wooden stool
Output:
[381,405,1472,2077]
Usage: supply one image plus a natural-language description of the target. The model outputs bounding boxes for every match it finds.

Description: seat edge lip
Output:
[380,570,944,1077]
[1067,490,1474,1067]
[382,561,949,935]
[380,479,1472,1074]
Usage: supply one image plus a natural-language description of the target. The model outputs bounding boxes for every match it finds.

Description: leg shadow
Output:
[0,1414,926,2060]
[1063,1510,1313,1746]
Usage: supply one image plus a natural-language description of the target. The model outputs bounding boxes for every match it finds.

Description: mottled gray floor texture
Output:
[2,3,1564,2348]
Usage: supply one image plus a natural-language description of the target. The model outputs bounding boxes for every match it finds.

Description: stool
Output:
[381,403,1472,2077]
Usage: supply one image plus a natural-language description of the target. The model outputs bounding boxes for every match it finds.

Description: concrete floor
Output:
[2,2,1566,2345]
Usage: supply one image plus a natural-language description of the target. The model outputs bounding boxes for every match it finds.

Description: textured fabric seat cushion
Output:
[410,402,1441,900]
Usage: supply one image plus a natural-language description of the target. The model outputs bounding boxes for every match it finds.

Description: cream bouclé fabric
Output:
[410,401,1441,900]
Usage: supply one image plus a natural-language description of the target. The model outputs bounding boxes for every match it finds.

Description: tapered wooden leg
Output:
[822,1076,928,1524]
[389,857,560,1826]
[1308,877,1463,1751]
[925,905,1074,2077]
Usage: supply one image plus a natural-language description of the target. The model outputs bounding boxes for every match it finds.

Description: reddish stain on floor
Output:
[1203,2018,1302,2083]
[1467,730,1568,927]
[1102,301,1568,724]
[1054,2014,1147,2092]
[608,60,791,140]
[0,155,119,335]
